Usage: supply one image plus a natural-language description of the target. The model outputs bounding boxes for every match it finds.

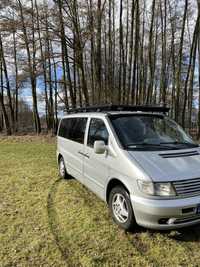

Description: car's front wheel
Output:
[108,186,135,231]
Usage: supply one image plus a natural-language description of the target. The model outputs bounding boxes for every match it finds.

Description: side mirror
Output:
[94,140,106,154]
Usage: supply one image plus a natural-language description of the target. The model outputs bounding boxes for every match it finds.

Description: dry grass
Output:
[0,134,55,144]
[1,136,200,267]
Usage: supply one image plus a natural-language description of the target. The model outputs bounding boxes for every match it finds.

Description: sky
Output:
[22,67,64,116]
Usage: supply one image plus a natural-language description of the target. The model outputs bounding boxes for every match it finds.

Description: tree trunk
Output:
[13,31,18,132]
[0,34,15,132]
[146,0,156,104]
[175,0,188,123]
[131,0,139,104]
[0,61,11,135]
[118,0,124,104]
[18,0,41,133]
[57,0,75,107]
[182,17,199,128]
[198,2,200,138]
[96,0,102,102]
[35,0,50,130]
[126,0,135,104]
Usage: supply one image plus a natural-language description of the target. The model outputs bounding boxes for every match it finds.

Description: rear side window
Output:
[87,118,109,147]
[58,119,71,138]
[58,117,87,144]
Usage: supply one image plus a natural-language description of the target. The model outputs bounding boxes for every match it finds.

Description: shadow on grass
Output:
[166,224,200,242]
[47,177,78,267]
[129,223,200,243]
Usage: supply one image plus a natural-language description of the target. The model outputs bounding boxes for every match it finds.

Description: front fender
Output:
[104,174,138,201]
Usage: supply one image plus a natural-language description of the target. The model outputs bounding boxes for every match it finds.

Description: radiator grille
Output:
[173,178,200,197]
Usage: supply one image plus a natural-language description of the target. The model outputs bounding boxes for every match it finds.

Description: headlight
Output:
[137,180,176,197]
[137,180,154,195]
[154,182,176,196]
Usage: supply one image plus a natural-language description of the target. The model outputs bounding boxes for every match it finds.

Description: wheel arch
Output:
[57,153,63,164]
[106,178,130,203]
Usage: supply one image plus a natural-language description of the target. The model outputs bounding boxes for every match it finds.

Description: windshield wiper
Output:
[126,143,177,149]
[160,142,199,147]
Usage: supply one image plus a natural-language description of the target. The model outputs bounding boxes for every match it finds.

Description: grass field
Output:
[1,136,200,267]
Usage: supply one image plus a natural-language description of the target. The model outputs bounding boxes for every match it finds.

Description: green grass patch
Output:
[1,136,200,267]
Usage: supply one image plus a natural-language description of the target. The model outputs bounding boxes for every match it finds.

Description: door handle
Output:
[78,151,84,156]
[78,151,90,158]
[85,153,90,159]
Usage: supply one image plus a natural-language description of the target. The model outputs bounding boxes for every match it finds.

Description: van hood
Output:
[128,148,200,182]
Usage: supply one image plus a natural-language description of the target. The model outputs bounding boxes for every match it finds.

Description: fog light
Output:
[167,218,176,225]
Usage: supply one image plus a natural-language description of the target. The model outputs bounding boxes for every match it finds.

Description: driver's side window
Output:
[87,118,109,147]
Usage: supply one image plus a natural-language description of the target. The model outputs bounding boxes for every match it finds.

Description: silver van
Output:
[57,105,200,230]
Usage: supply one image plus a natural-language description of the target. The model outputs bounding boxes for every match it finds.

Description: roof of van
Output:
[63,104,169,113]
[63,105,169,116]
[62,111,165,118]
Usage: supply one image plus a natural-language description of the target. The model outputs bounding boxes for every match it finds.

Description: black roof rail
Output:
[64,105,170,114]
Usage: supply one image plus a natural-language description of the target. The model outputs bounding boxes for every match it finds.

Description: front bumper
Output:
[131,194,200,230]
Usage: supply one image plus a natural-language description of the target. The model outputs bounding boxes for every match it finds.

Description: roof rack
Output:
[65,105,170,114]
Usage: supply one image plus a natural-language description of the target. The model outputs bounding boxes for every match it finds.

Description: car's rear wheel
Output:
[108,186,135,231]
[59,157,69,179]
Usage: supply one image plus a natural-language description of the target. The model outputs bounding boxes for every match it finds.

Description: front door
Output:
[83,118,109,198]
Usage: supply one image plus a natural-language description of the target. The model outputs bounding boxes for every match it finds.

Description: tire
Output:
[108,186,136,231]
[58,156,69,179]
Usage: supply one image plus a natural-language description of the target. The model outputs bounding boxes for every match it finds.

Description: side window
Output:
[70,118,87,144]
[58,117,87,144]
[87,118,109,147]
[58,118,70,138]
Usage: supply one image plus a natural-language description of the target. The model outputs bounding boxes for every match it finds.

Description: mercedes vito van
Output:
[57,105,200,231]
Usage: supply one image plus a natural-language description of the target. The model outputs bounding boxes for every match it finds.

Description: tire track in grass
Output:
[47,178,80,267]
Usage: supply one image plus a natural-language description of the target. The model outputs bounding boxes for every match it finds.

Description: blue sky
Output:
[21,66,64,116]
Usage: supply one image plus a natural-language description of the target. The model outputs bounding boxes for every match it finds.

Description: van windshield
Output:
[109,114,198,151]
